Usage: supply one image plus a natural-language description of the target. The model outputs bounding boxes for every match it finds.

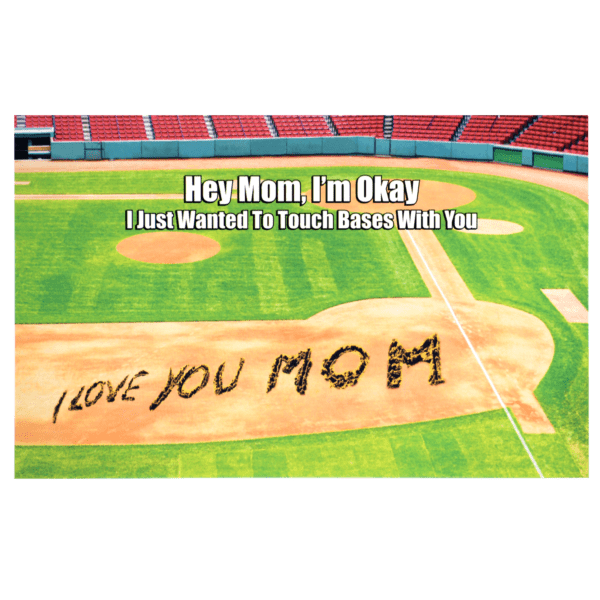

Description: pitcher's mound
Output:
[463,219,524,235]
[117,232,221,264]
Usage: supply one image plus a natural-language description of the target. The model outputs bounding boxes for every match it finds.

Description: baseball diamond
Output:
[14,115,588,478]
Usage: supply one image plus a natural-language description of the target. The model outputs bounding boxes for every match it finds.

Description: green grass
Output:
[15,168,317,196]
[14,409,581,478]
[15,194,428,324]
[433,174,588,475]
[14,166,588,477]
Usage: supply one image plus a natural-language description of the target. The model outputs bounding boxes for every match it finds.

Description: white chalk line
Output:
[405,230,544,478]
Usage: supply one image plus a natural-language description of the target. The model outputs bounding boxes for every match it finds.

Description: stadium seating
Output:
[271,115,332,137]
[25,115,53,128]
[151,115,183,140]
[53,115,84,141]
[392,116,462,141]
[89,115,120,141]
[211,116,271,138]
[511,116,588,152]
[331,115,385,137]
[212,116,244,138]
[178,116,210,139]
[459,116,534,144]
[88,115,148,141]
[14,114,588,156]
[564,135,588,155]
[239,116,271,138]
[300,115,332,136]
[116,115,147,140]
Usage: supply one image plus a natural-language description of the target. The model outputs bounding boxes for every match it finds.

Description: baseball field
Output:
[14,156,588,478]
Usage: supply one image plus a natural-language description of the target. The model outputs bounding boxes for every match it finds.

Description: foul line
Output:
[405,230,544,478]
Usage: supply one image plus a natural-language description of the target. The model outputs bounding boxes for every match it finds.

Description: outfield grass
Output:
[15,197,428,324]
[14,409,580,478]
[14,166,588,477]
[432,174,588,476]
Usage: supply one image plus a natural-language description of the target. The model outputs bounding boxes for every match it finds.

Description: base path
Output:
[400,229,555,436]
[400,230,475,303]
[542,289,588,323]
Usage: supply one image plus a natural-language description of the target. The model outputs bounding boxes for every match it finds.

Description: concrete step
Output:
[509,116,540,145]
[383,115,394,138]
[204,115,217,138]
[81,115,92,142]
[452,115,470,141]
[324,115,338,136]
[143,115,155,140]
[265,115,278,137]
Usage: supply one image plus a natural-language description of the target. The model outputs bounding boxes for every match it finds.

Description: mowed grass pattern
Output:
[14,167,588,477]
[15,196,428,324]
[14,410,581,478]
[432,174,588,476]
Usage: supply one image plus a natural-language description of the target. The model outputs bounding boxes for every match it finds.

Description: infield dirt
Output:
[16,295,554,445]
[116,232,221,264]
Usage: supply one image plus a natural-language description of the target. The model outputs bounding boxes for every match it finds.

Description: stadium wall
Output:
[49,137,588,174]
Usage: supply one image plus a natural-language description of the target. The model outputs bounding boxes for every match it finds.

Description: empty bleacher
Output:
[88,115,148,141]
[151,115,183,140]
[89,115,120,141]
[330,115,385,137]
[211,116,271,138]
[53,115,84,141]
[116,116,147,140]
[239,116,271,138]
[14,114,588,156]
[271,115,332,137]
[392,116,463,141]
[459,116,534,144]
[299,115,332,136]
[212,116,244,138]
[178,116,210,139]
[564,135,588,155]
[25,115,53,128]
[511,115,588,153]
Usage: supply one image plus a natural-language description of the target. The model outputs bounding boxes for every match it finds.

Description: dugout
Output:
[14,126,53,160]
